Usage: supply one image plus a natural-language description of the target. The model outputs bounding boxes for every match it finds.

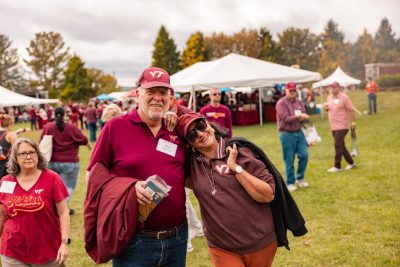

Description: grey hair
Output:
[7,138,48,177]
[101,103,122,123]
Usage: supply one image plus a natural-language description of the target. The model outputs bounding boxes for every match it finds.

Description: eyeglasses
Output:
[185,119,208,142]
[212,93,221,96]
[17,151,38,159]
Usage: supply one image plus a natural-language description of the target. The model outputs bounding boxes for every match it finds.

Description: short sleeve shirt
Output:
[327,92,353,131]
[0,169,68,264]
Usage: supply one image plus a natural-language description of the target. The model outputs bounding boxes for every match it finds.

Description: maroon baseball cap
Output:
[137,67,174,94]
[176,112,203,138]
[286,82,297,91]
[330,81,341,88]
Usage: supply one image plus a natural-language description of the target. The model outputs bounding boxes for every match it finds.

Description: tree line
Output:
[0,32,118,102]
[1,17,399,102]
[153,18,400,80]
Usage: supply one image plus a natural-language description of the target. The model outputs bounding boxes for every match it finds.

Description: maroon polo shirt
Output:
[40,122,88,163]
[276,96,306,132]
[88,109,186,230]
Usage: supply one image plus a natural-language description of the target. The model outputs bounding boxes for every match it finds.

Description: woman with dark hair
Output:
[0,114,18,177]
[40,106,92,214]
[0,138,70,266]
[176,113,277,267]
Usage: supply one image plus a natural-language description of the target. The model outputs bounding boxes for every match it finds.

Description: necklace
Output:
[200,159,217,195]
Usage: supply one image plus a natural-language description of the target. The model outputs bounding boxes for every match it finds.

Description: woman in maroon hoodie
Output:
[40,106,92,214]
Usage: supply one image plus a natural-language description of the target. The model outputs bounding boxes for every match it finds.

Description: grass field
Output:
[12,90,400,266]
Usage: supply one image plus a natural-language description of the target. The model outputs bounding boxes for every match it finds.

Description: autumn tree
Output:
[87,68,119,94]
[278,27,320,71]
[181,32,206,68]
[60,55,94,102]
[151,25,181,74]
[319,20,349,76]
[24,32,70,97]
[347,29,376,79]
[204,32,233,59]
[258,28,280,63]
[374,17,400,62]
[0,35,26,90]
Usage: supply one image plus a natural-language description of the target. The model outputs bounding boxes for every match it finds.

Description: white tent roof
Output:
[0,85,60,107]
[312,67,361,88]
[171,53,322,92]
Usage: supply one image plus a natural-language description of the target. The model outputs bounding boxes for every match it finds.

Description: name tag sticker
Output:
[333,99,340,105]
[0,181,16,194]
[156,138,178,157]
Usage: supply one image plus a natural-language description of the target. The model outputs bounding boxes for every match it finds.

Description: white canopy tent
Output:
[170,53,322,124]
[312,67,361,88]
[0,85,59,107]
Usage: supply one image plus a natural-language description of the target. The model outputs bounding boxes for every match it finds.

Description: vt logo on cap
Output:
[149,70,165,79]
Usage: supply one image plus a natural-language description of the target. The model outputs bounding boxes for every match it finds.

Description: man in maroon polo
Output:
[200,88,233,138]
[87,67,188,267]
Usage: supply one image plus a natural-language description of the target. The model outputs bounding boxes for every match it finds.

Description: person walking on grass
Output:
[324,82,356,173]
[276,82,310,192]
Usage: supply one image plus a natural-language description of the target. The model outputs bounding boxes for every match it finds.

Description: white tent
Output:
[312,67,361,88]
[0,85,59,107]
[170,53,322,124]
[171,53,322,92]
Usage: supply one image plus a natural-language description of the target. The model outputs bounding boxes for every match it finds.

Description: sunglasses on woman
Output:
[185,119,208,142]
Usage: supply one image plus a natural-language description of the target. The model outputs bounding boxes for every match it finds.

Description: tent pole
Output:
[259,86,264,126]
[320,86,324,119]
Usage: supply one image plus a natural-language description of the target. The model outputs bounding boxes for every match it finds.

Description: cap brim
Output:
[183,117,203,137]
[140,81,173,90]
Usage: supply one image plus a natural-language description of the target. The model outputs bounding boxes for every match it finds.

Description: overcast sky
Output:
[0,0,399,86]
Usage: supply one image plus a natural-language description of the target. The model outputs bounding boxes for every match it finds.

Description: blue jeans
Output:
[48,162,80,203]
[368,93,377,114]
[88,122,97,142]
[279,131,309,185]
[113,220,188,267]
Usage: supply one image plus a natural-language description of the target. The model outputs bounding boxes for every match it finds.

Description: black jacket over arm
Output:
[227,137,307,250]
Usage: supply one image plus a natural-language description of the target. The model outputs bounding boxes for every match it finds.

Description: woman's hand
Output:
[163,111,178,131]
[226,143,238,171]
[56,243,69,265]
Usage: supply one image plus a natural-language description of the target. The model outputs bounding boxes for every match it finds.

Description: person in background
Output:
[0,138,70,266]
[200,88,233,138]
[70,104,79,127]
[324,82,356,173]
[87,67,188,266]
[0,115,18,177]
[176,113,277,267]
[41,107,92,215]
[276,82,310,192]
[101,103,122,124]
[85,102,97,142]
[365,77,379,114]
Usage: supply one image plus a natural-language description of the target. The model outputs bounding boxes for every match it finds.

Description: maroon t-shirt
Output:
[40,122,88,163]
[189,138,276,254]
[0,170,68,264]
[88,109,187,230]
[200,104,233,138]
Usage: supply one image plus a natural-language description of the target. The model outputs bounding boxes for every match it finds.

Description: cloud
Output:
[0,0,398,86]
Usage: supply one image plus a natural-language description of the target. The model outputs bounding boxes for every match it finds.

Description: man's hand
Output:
[163,111,178,131]
[135,181,153,205]
[298,113,309,121]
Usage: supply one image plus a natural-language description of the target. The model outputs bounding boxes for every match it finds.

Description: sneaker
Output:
[297,179,309,188]
[345,163,356,170]
[187,240,194,253]
[287,184,298,192]
[327,167,342,173]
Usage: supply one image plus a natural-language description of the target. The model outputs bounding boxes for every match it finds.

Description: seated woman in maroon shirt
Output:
[176,113,277,267]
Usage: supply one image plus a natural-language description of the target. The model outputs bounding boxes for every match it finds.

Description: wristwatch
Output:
[62,238,71,245]
[234,164,243,174]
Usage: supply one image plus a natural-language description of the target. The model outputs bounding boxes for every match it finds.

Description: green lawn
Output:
[13,90,400,266]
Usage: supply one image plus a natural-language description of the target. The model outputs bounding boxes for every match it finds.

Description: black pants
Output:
[332,129,354,169]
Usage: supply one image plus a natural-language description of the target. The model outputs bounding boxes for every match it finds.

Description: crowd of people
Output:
[0,65,375,267]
